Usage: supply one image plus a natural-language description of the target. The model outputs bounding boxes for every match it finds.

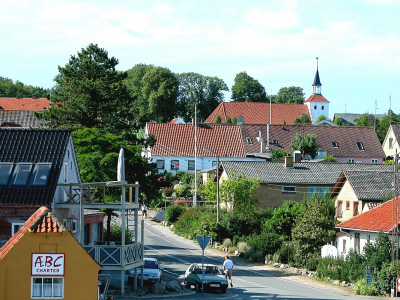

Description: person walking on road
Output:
[223,255,233,287]
[141,203,147,219]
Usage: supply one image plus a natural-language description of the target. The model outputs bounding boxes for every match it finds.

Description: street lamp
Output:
[203,148,220,223]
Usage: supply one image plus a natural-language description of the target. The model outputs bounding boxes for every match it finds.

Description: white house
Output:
[382,124,400,159]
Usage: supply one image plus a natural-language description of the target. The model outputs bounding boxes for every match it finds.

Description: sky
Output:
[1,0,400,119]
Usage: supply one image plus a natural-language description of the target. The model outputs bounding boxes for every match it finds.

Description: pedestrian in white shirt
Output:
[223,255,233,287]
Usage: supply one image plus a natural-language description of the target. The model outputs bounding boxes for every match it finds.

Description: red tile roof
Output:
[0,206,66,261]
[304,94,330,103]
[336,196,400,232]
[147,123,246,157]
[0,98,50,111]
[204,102,310,124]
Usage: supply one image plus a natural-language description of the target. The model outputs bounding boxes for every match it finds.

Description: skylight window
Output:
[13,164,32,185]
[356,142,365,151]
[0,163,13,185]
[331,141,339,148]
[273,139,279,146]
[246,137,253,145]
[33,164,51,186]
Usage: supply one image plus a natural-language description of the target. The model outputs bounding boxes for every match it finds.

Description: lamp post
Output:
[203,148,220,223]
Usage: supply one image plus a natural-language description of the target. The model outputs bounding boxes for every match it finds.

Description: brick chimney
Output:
[285,154,294,168]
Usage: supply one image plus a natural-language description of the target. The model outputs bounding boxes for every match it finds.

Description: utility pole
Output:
[194,104,197,207]
[216,155,220,223]
[374,100,378,131]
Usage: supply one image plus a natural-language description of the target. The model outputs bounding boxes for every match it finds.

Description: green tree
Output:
[176,73,228,122]
[72,128,160,239]
[232,116,237,124]
[38,44,130,129]
[124,64,156,124]
[293,114,312,124]
[270,149,287,162]
[226,116,232,123]
[220,173,260,216]
[141,67,178,123]
[290,132,320,159]
[292,194,336,266]
[0,76,50,98]
[323,155,337,162]
[376,110,400,144]
[315,115,328,123]
[231,71,267,102]
[354,113,375,127]
[275,86,305,104]
[267,200,302,240]
[333,117,344,126]
[216,114,222,123]
[363,231,392,276]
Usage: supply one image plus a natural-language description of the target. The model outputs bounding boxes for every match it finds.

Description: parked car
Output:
[184,263,228,293]
[128,258,163,285]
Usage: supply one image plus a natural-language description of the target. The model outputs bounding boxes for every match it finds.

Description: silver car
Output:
[184,263,228,293]
[128,258,162,285]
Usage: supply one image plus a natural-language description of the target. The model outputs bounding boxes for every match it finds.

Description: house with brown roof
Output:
[329,170,397,222]
[242,124,385,163]
[143,122,266,174]
[219,160,392,208]
[336,196,400,258]
[0,206,100,299]
[382,124,400,159]
[0,97,49,127]
[204,102,310,125]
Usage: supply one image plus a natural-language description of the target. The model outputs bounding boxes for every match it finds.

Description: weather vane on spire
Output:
[316,57,319,66]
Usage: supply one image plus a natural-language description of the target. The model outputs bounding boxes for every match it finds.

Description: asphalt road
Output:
[132,217,391,300]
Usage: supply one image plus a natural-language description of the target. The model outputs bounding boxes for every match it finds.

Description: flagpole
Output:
[194,104,197,207]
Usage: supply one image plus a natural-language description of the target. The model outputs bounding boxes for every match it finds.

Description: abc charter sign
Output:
[31,254,65,276]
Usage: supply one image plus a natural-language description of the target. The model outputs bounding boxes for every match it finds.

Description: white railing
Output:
[84,243,143,267]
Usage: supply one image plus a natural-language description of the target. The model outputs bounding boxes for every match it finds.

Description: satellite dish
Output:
[237,116,245,124]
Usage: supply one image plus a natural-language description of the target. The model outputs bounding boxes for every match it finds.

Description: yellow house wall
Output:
[0,231,99,300]
[335,180,360,222]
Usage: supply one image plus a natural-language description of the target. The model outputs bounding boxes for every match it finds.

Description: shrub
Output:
[354,279,377,296]
[174,184,188,197]
[305,255,319,271]
[250,250,264,262]
[223,238,232,247]
[375,261,400,295]
[246,232,284,255]
[228,247,236,253]
[162,186,173,197]
[165,205,186,223]
[237,241,251,254]
[218,245,225,251]
[150,199,162,208]
[274,243,294,264]
[104,222,134,242]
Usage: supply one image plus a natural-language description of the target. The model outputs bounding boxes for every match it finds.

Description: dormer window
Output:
[0,163,13,185]
[246,137,253,145]
[33,164,51,186]
[331,141,339,148]
[356,142,365,151]
[273,139,279,146]
[13,163,32,185]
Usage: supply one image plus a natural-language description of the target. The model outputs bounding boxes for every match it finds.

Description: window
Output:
[32,277,63,298]
[64,162,68,183]
[171,160,179,170]
[12,222,24,236]
[321,106,324,110]
[282,186,296,193]
[188,160,195,170]
[331,141,339,148]
[343,239,346,252]
[33,164,51,186]
[389,138,393,149]
[272,139,279,146]
[353,201,359,216]
[156,160,165,169]
[346,201,350,210]
[63,219,78,233]
[246,137,253,145]
[307,187,331,198]
[348,158,355,163]
[0,163,13,185]
[314,105,317,109]
[371,159,378,164]
[13,163,32,185]
[212,161,217,167]
[356,141,365,151]
[337,200,343,218]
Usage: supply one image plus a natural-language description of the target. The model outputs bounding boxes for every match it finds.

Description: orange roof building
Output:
[0,206,100,299]
[0,97,50,111]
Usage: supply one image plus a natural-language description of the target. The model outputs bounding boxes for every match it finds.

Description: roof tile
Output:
[304,94,330,103]
[0,98,50,111]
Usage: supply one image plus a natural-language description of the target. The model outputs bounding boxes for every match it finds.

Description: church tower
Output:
[304,58,330,123]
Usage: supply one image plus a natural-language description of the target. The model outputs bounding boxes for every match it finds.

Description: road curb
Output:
[114,290,196,299]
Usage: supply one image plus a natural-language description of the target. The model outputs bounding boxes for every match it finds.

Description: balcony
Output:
[84,242,144,270]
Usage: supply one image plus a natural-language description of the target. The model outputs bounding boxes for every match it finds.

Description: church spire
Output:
[312,57,322,95]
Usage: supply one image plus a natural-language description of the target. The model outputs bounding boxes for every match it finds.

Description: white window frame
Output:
[282,186,296,193]
[156,160,165,169]
[13,163,33,185]
[33,163,52,186]
[188,160,195,171]
[171,160,179,170]
[348,158,355,163]
[63,219,78,233]
[11,222,24,236]
[31,277,64,299]
[371,159,378,164]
